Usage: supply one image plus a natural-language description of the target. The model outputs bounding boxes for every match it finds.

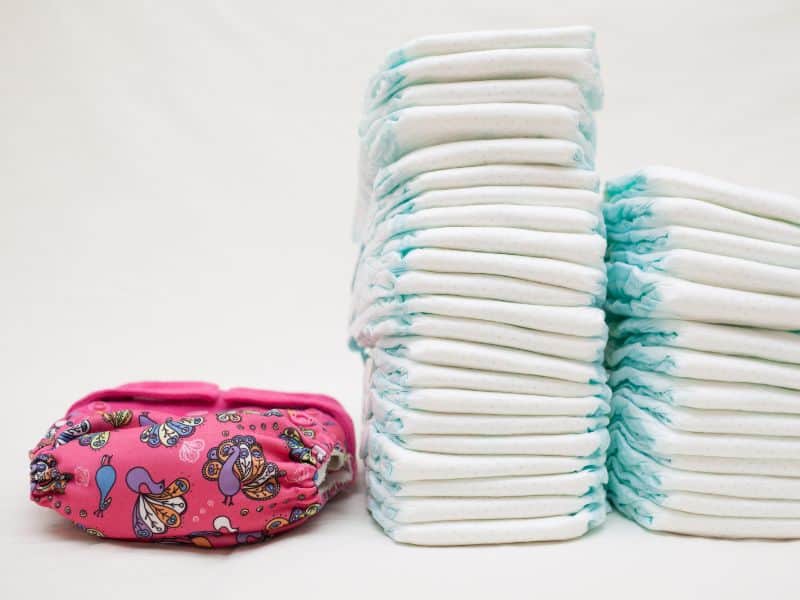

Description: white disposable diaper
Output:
[357,314,606,362]
[607,343,800,391]
[603,196,800,247]
[605,165,800,226]
[351,295,608,338]
[373,385,609,417]
[366,465,607,496]
[365,48,603,111]
[355,248,606,294]
[362,104,594,169]
[607,248,800,297]
[608,474,800,539]
[382,26,596,67]
[606,263,800,330]
[610,366,800,414]
[609,318,800,365]
[608,225,800,269]
[366,428,605,481]
[368,502,606,545]
[368,394,609,435]
[372,337,605,383]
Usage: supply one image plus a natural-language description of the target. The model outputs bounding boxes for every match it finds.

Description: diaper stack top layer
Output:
[604,166,800,539]
[350,27,609,546]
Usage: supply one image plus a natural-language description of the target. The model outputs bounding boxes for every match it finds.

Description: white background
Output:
[2,1,799,597]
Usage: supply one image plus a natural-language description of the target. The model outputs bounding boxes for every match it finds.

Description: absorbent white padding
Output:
[366,428,605,481]
[369,394,609,435]
[608,225,800,269]
[374,385,609,417]
[362,80,590,130]
[351,295,608,338]
[603,197,800,247]
[606,264,800,330]
[360,248,607,294]
[607,343,800,391]
[365,48,603,110]
[366,466,607,497]
[378,425,610,457]
[368,502,605,545]
[374,337,606,383]
[366,228,606,267]
[610,366,800,414]
[609,318,800,365]
[613,401,800,460]
[608,474,800,539]
[607,249,800,297]
[613,387,800,437]
[605,165,800,226]
[611,432,800,500]
[369,353,611,399]
[370,139,592,197]
[383,27,596,67]
[359,315,606,362]
[352,269,599,309]
[368,488,605,523]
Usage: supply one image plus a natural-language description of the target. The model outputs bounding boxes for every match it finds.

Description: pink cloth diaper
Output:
[28,382,356,547]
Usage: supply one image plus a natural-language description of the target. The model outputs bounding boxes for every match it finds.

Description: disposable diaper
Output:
[365,48,603,111]
[605,166,800,226]
[606,263,800,330]
[382,27,595,68]
[607,225,800,269]
[609,318,800,365]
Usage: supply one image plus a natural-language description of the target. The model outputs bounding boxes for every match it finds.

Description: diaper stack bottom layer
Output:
[350,27,608,546]
[604,166,800,539]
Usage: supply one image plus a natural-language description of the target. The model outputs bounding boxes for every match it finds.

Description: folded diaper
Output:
[28,382,356,546]
[608,225,800,269]
[609,318,800,365]
[382,26,596,67]
[366,48,603,111]
[608,472,800,539]
[607,343,800,390]
[607,249,800,297]
[603,196,800,246]
[357,315,606,362]
[606,263,800,330]
[366,465,607,496]
[605,165,800,226]
[368,501,606,545]
[610,366,800,414]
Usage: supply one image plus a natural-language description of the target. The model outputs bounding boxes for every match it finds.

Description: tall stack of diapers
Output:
[349,27,610,546]
[604,166,800,539]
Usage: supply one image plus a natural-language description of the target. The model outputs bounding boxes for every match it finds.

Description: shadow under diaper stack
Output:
[350,27,610,545]
[604,167,800,538]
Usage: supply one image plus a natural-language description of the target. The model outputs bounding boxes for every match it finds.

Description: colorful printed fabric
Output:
[28,382,356,547]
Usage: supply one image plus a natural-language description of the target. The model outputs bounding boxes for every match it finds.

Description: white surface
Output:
[1,1,798,598]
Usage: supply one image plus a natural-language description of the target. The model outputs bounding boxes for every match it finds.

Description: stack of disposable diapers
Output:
[349,27,610,546]
[604,166,800,539]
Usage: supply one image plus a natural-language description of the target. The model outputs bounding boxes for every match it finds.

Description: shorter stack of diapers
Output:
[604,166,800,538]
[350,27,610,546]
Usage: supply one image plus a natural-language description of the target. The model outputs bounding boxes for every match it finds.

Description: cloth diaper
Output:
[382,26,596,68]
[366,465,607,497]
[607,249,800,297]
[605,165,800,226]
[367,501,606,545]
[609,318,800,365]
[609,366,800,414]
[28,382,355,547]
[608,472,800,539]
[365,48,602,111]
[606,263,800,330]
[608,226,800,269]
